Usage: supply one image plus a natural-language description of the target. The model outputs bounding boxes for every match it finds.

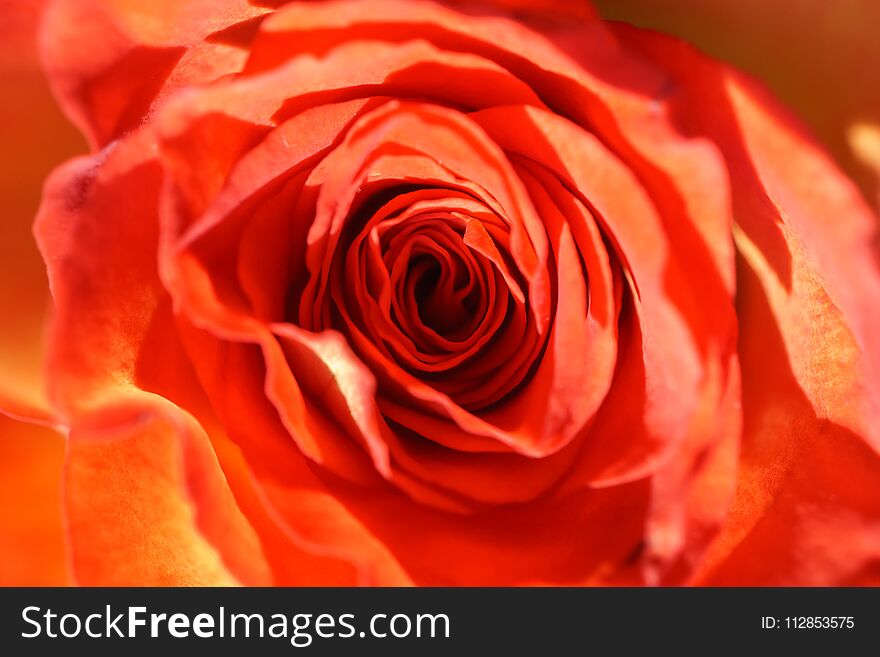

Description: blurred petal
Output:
[207,358,653,585]
[722,76,880,446]
[0,414,69,586]
[64,396,271,586]
[696,249,880,584]
[40,0,272,148]
[617,25,880,584]
[0,0,84,421]
[34,125,278,584]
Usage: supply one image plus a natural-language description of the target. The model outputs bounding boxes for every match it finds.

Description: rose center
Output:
[408,252,481,341]
[325,185,542,411]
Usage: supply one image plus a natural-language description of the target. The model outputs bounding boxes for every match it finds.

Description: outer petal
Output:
[40,0,272,148]
[35,133,168,416]
[595,0,880,210]
[695,252,880,584]
[34,132,273,585]
[64,396,269,586]
[0,0,84,422]
[193,403,359,586]
[616,25,880,453]
[615,26,880,584]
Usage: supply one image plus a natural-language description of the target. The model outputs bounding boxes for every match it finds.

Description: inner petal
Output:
[384,220,487,348]
[410,252,477,340]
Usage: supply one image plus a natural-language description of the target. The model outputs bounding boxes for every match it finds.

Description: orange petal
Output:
[0,0,84,421]
[0,414,69,586]
[41,0,272,148]
[696,252,880,584]
[620,25,880,584]
[34,123,278,584]
[64,397,271,586]
[200,408,358,586]
[594,0,880,210]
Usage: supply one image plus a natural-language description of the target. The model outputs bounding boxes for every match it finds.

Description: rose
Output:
[20,0,880,586]
[3,0,880,585]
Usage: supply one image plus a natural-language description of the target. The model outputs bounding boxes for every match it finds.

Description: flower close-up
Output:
[1,0,879,587]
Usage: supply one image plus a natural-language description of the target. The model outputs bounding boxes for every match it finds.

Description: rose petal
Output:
[256,460,652,585]
[621,25,880,584]
[615,26,880,446]
[34,130,274,585]
[0,414,70,585]
[199,405,358,585]
[35,134,165,415]
[595,0,880,210]
[41,0,272,147]
[474,105,725,484]
[34,133,215,422]
[0,0,83,424]
[696,253,880,584]
[209,366,654,583]
[64,396,270,585]
[174,327,413,583]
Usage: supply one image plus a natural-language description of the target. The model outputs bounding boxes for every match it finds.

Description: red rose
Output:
[2,0,880,585]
